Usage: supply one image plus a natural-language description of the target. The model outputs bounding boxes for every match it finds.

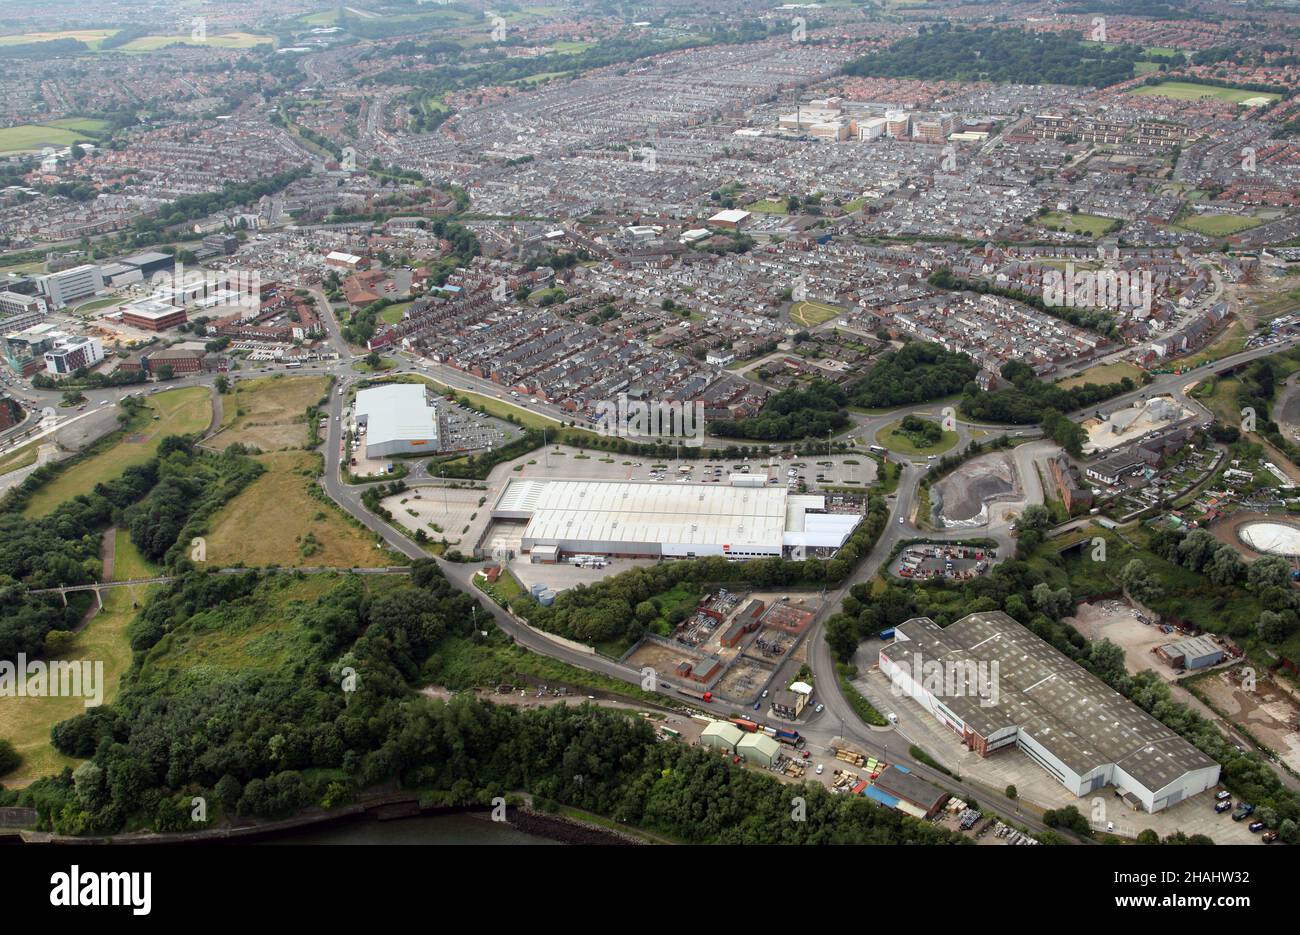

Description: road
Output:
[9,301,1297,840]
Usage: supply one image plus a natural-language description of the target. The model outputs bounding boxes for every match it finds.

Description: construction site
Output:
[930,450,1020,527]
[1082,395,1196,456]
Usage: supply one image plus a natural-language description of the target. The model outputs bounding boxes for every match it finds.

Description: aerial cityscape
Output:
[0,0,1297,881]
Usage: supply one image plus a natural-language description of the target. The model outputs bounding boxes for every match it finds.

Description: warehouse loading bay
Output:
[466,445,872,578]
[849,632,1261,844]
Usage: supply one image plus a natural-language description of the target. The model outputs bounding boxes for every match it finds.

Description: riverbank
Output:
[4,793,646,846]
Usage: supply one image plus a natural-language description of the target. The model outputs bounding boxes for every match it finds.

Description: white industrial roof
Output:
[354,383,438,446]
[496,479,788,551]
[708,209,751,224]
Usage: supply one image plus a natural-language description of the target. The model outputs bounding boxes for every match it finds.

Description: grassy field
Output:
[379,301,412,325]
[115,32,274,52]
[0,438,40,476]
[745,199,788,214]
[23,386,212,518]
[139,575,338,679]
[203,451,391,568]
[874,419,958,456]
[0,581,149,786]
[790,300,842,328]
[206,374,328,452]
[0,29,117,46]
[1035,211,1119,238]
[1173,320,1247,370]
[1057,361,1143,390]
[70,296,123,316]
[1176,214,1263,237]
[1129,81,1280,104]
[112,526,157,582]
[351,356,399,373]
[1249,284,1300,321]
[0,123,99,154]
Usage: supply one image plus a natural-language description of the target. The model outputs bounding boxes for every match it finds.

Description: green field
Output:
[0,579,149,785]
[0,437,40,476]
[209,374,328,451]
[23,386,212,518]
[0,29,117,46]
[204,450,392,569]
[745,199,788,214]
[0,123,100,155]
[115,32,274,52]
[1176,214,1263,236]
[874,419,958,456]
[379,301,412,325]
[1129,82,1281,105]
[351,356,399,373]
[1057,361,1143,390]
[1035,211,1119,238]
[790,300,842,328]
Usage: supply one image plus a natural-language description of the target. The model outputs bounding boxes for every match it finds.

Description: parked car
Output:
[1215,790,1231,800]
[1263,831,1278,843]
[815,763,824,775]
[815,703,825,714]
[1249,821,1266,833]
[1232,804,1255,821]
[1215,800,1232,813]
[761,689,768,698]
[753,702,760,711]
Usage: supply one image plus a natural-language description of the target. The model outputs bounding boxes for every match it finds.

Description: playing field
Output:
[1176,214,1262,236]
[1128,82,1281,104]
[202,451,391,568]
[23,386,212,518]
[0,124,98,155]
[206,374,329,452]
[1035,211,1118,238]
[790,300,842,328]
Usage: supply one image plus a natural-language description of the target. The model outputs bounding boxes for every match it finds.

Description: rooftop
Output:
[882,612,1216,792]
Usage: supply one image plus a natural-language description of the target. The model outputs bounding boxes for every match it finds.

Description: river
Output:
[256,812,562,845]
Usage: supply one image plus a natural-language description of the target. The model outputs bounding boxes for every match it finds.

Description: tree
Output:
[1018,504,1051,533]
[214,375,231,394]
[1257,609,1298,643]
[0,738,20,776]
[365,350,381,370]
[1031,582,1073,619]
[1005,784,1017,800]
[1120,559,1161,603]
[1248,555,1291,590]
[1177,529,1218,572]
[1205,545,1246,587]
[156,364,174,381]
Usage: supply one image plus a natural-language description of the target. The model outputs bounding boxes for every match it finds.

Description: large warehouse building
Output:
[880,612,1219,813]
[354,383,440,458]
[490,478,861,561]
